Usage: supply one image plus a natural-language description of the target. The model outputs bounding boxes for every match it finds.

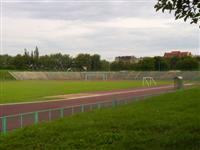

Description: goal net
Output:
[85,72,108,80]
[142,77,157,86]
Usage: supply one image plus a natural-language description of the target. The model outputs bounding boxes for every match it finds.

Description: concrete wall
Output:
[9,71,200,81]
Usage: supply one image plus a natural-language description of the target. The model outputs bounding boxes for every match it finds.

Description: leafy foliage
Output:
[154,56,169,71]
[1,47,199,71]
[137,57,155,71]
[0,48,109,71]
[177,56,199,70]
[155,0,200,25]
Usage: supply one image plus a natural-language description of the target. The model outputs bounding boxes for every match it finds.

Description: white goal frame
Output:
[85,72,108,80]
[142,77,157,86]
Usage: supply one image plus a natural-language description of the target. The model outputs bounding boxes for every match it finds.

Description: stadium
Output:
[0,0,200,150]
[0,69,200,150]
[1,70,199,132]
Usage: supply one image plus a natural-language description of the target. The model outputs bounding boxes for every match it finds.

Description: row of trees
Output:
[0,47,199,71]
[111,56,200,71]
[0,47,110,71]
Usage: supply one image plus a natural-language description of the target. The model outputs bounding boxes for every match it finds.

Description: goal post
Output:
[142,77,157,86]
[84,72,108,80]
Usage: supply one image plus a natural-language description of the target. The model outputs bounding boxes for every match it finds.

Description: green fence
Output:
[0,98,135,134]
[0,92,171,134]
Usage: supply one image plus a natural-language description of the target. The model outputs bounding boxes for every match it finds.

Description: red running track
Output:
[0,85,175,117]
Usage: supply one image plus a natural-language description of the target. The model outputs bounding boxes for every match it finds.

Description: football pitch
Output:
[0,80,172,104]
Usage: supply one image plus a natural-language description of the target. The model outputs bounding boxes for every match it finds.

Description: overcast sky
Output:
[1,0,199,61]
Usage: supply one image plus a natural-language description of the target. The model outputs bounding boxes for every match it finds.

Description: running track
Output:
[0,84,175,117]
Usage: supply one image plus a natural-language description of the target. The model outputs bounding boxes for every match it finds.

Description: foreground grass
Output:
[0,80,171,104]
[0,87,200,150]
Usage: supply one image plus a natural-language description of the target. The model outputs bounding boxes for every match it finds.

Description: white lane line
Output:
[0,85,173,106]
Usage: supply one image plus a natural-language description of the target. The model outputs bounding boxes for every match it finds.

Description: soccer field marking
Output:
[0,85,175,106]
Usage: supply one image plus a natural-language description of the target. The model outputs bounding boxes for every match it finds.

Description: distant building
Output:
[115,56,139,64]
[164,51,192,58]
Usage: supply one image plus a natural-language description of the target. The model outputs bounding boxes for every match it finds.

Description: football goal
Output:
[142,77,157,86]
[84,72,108,80]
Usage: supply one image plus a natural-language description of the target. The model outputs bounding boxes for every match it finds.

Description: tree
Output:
[0,55,14,69]
[91,54,101,71]
[34,46,39,59]
[33,46,40,70]
[167,56,180,70]
[177,56,199,70]
[23,49,32,69]
[154,56,169,71]
[110,61,122,71]
[12,54,26,70]
[155,0,200,25]
[75,54,92,71]
[100,60,110,71]
[39,53,72,71]
[137,57,155,71]
[110,61,135,71]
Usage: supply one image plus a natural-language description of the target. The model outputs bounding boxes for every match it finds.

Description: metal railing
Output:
[0,93,169,134]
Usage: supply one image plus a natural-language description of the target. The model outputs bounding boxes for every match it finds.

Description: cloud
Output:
[1,0,199,60]
[2,0,161,21]
[2,16,172,44]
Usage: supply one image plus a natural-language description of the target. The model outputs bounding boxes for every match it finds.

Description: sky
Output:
[0,0,199,61]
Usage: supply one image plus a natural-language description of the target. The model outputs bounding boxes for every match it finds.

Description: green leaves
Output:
[155,0,200,26]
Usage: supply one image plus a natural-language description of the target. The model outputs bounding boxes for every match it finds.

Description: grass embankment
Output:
[0,80,171,104]
[0,70,15,80]
[0,87,200,150]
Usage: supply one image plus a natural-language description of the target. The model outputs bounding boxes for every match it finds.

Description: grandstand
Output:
[9,72,82,80]
[9,71,200,81]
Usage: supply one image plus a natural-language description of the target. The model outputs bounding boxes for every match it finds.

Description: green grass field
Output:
[0,87,199,150]
[0,80,171,104]
[0,70,15,81]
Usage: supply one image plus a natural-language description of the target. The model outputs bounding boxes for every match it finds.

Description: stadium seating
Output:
[9,71,200,81]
